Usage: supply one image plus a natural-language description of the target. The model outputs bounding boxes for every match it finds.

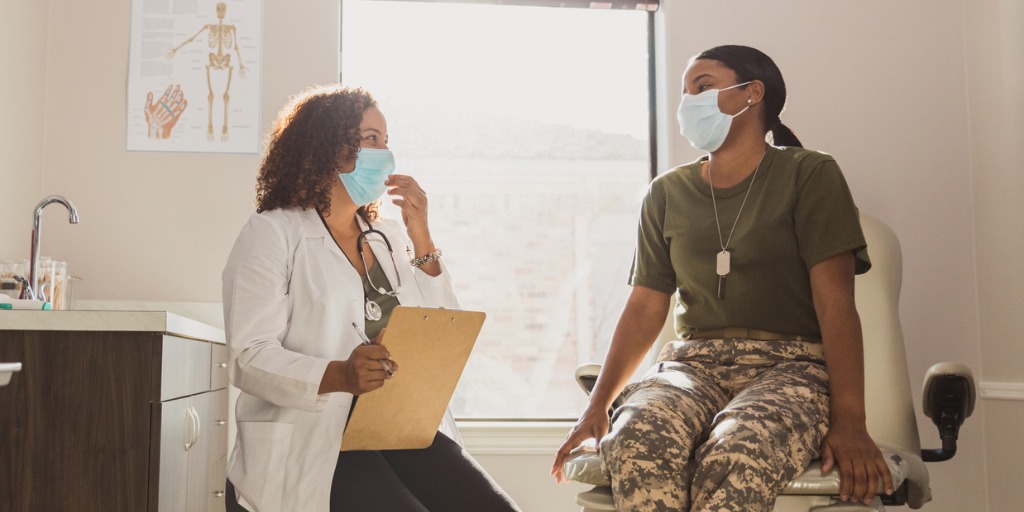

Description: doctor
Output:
[222,84,520,512]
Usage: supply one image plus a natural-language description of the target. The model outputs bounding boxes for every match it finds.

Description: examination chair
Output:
[562,215,976,511]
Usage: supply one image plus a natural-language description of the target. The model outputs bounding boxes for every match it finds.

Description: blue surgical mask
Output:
[676,81,752,152]
[339,148,395,206]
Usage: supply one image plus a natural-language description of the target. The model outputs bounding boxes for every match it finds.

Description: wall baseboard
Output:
[978,381,1024,402]
[458,421,575,455]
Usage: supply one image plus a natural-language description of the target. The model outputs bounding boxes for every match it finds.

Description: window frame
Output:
[339,0,660,421]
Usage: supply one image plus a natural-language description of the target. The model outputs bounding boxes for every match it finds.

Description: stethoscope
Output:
[356,226,401,322]
[319,212,401,322]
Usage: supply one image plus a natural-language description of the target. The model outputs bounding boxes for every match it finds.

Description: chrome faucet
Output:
[28,195,79,301]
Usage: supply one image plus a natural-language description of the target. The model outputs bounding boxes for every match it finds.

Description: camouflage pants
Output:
[599,338,830,512]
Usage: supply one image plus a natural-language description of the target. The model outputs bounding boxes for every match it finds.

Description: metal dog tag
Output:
[716,250,731,276]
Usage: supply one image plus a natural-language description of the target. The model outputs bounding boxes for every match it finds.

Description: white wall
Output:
[4,0,1018,510]
[473,448,588,512]
[965,1,1024,510]
[661,1,987,510]
[0,0,48,258]
[655,1,989,511]
[37,0,340,303]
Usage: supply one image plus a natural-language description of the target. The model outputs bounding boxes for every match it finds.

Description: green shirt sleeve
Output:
[629,180,677,294]
[793,156,871,274]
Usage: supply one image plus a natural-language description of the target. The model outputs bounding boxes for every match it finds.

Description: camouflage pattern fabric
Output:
[599,338,830,512]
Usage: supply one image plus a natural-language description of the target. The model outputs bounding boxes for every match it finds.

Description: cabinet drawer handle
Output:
[215,420,227,426]
[192,407,201,447]
[213,491,225,498]
[183,408,195,451]
[218,363,228,368]
[184,406,200,451]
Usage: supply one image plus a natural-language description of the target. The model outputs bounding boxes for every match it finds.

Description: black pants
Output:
[226,431,521,512]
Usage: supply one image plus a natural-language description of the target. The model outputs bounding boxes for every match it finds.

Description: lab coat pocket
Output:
[231,421,294,511]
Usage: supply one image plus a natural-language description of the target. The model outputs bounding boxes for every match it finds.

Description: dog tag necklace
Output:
[708,151,765,299]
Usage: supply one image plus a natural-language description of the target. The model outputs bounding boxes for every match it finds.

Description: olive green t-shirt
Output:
[629,145,870,340]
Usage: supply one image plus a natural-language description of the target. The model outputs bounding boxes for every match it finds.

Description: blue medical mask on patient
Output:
[339,148,395,206]
[676,81,752,152]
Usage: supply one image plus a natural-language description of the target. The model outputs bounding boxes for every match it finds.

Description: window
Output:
[342,0,653,418]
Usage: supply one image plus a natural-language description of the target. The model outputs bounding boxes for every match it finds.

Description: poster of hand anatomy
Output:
[127,0,263,153]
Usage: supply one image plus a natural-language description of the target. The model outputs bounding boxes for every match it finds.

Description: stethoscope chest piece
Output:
[357,226,401,323]
[364,298,383,322]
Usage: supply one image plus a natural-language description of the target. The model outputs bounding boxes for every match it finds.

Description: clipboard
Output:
[341,306,485,451]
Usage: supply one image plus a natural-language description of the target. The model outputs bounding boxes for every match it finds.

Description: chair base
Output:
[575,486,885,512]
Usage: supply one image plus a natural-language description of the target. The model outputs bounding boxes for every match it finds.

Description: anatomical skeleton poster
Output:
[127,0,263,153]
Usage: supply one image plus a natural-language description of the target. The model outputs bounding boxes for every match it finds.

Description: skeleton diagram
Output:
[166,2,247,142]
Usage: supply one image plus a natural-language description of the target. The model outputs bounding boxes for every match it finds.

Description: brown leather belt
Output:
[684,327,819,342]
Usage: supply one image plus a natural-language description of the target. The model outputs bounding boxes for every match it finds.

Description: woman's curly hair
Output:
[256,84,380,221]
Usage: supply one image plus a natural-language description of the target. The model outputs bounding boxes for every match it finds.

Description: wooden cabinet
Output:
[0,326,228,512]
[157,388,229,512]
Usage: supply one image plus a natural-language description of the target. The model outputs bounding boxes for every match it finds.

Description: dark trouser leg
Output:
[332,449,431,512]
[379,431,522,512]
[224,479,247,512]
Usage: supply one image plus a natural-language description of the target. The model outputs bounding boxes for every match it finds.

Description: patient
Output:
[552,45,893,511]
[222,84,520,511]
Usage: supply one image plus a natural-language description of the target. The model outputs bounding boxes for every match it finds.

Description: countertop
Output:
[0,310,224,343]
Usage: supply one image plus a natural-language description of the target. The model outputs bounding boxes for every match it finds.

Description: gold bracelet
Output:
[410,248,442,267]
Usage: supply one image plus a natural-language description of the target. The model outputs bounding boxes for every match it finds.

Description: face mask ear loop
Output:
[723,81,753,118]
[721,80,753,92]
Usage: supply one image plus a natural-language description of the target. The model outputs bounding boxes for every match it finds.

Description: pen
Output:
[351,322,393,376]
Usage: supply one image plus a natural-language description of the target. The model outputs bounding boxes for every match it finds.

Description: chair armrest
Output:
[575,363,603,395]
[575,363,622,415]
[921,362,975,462]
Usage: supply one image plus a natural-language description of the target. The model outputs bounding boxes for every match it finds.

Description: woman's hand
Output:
[386,174,430,241]
[321,344,397,395]
[551,404,611,483]
[820,419,893,505]
[387,174,442,276]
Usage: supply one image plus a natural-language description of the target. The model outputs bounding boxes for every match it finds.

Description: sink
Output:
[0,362,22,386]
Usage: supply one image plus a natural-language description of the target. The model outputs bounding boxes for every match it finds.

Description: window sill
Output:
[979,381,1024,401]
[457,420,576,455]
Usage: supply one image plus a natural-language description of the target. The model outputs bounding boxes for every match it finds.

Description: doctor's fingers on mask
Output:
[385,174,422,189]
[386,175,427,202]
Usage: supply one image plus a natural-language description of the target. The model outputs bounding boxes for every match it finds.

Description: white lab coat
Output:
[221,207,462,512]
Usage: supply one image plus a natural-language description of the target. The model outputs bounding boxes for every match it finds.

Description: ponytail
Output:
[769,121,802,148]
